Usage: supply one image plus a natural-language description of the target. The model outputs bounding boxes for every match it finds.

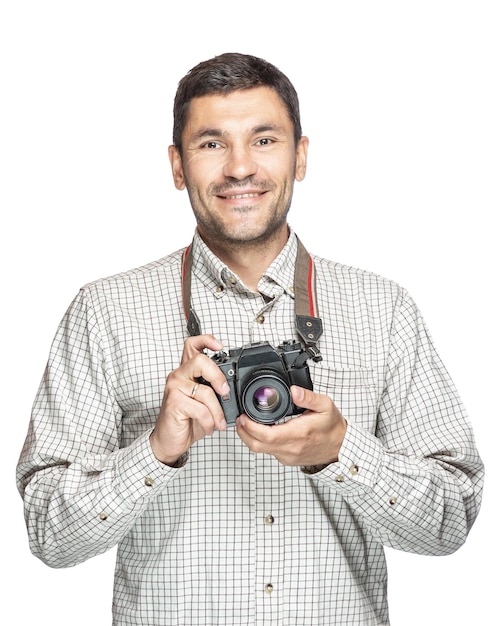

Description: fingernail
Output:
[293,386,304,402]
[221,382,230,400]
[219,419,227,431]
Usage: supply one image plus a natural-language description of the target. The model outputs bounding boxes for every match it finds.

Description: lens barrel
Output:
[241,369,292,424]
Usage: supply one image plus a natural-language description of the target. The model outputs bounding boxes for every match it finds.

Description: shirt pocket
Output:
[309,364,378,433]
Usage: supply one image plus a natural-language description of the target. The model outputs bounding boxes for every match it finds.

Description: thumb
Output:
[291,385,321,411]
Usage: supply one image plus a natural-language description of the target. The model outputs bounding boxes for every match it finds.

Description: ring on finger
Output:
[189,382,199,399]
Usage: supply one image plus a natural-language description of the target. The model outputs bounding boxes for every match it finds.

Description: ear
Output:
[168,145,186,190]
[294,136,309,182]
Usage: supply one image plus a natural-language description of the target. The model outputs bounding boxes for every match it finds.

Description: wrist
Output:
[164,452,189,468]
[149,431,189,467]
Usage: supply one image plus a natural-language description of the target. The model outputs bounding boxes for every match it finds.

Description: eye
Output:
[201,141,223,149]
[255,137,273,146]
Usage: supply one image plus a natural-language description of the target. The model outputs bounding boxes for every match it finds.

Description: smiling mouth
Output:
[221,192,264,200]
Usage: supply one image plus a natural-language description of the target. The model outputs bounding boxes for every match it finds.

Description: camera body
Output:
[207,340,313,425]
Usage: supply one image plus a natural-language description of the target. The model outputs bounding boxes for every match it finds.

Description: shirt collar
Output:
[190,227,298,299]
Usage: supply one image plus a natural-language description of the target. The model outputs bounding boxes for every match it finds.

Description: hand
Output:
[236,385,347,466]
[150,335,230,465]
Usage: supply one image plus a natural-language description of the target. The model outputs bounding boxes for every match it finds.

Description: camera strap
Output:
[181,236,323,362]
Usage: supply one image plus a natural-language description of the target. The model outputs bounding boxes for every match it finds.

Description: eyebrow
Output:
[190,128,224,142]
[252,124,286,135]
[190,123,287,143]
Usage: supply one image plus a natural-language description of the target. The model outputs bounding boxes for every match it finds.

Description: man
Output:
[17,53,484,626]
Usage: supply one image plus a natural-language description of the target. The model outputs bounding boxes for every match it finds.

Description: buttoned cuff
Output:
[302,421,383,493]
[113,429,187,505]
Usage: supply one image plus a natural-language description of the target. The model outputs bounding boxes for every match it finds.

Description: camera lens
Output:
[241,369,292,424]
[253,386,280,412]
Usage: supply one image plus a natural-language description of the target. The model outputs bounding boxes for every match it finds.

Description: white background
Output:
[1,1,496,624]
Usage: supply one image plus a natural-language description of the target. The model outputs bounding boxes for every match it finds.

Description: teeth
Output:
[226,193,260,199]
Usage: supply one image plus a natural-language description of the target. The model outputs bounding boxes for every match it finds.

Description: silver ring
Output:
[189,382,199,399]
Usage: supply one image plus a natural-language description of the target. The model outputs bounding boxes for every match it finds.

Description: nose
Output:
[222,143,258,180]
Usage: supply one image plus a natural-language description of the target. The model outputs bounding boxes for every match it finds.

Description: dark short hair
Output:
[172,52,302,151]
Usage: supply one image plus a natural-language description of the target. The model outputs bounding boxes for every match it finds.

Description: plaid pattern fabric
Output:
[17,229,484,625]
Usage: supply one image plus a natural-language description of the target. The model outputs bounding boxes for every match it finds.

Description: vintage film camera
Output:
[205,340,313,425]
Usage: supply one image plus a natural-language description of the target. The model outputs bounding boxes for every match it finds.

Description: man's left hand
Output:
[236,385,347,466]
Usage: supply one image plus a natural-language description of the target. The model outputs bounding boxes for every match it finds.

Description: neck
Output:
[200,227,289,292]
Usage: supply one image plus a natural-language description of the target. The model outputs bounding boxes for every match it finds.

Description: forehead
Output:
[183,86,293,137]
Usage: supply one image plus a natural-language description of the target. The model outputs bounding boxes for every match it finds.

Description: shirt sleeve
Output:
[303,288,484,556]
[16,288,182,568]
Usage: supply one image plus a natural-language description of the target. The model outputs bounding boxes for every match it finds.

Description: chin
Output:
[226,224,286,247]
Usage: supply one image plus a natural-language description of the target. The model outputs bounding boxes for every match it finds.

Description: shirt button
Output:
[98,512,108,521]
[256,314,265,324]
[264,514,275,525]
[349,464,359,475]
[335,475,345,482]
[144,476,154,487]
[265,583,274,594]
[215,285,224,293]
[228,276,237,285]
[389,497,398,505]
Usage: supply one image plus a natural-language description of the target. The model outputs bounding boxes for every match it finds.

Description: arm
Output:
[237,290,484,555]
[325,290,484,555]
[17,289,230,568]
[16,290,181,568]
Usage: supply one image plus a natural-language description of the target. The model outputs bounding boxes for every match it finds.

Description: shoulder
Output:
[311,253,405,299]
[309,253,422,331]
[80,247,186,298]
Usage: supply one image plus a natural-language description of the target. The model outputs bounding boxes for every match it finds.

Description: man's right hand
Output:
[149,334,230,465]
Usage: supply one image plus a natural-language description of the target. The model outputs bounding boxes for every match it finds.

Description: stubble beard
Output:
[188,177,294,253]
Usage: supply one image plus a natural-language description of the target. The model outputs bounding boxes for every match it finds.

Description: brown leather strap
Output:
[181,237,322,357]
[181,244,202,336]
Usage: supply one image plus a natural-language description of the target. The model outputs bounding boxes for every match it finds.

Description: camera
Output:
[204,340,313,426]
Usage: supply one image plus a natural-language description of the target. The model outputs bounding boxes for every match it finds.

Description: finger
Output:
[291,385,329,414]
[181,334,223,364]
[236,414,278,452]
[186,381,201,401]
[181,381,227,431]
[236,387,319,450]
[184,396,222,436]
[177,351,231,398]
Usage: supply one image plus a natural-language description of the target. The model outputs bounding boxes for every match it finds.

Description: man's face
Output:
[169,86,308,250]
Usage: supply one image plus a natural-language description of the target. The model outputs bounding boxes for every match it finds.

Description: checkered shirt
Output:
[17,229,484,625]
